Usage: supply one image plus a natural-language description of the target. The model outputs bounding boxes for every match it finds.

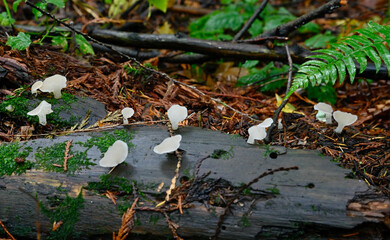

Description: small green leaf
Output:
[205,11,244,31]
[374,42,390,76]
[148,0,168,13]
[242,60,259,69]
[334,60,346,84]
[362,45,381,72]
[46,0,65,8]
[32,2,47,20]
[6,32,32,51]
[51,35,68,51]
[0,12,15,26]
[13,0,24,12]
[75,34,94,55]
[248,19,263,37]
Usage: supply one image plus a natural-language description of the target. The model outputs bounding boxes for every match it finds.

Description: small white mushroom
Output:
[259,117,273,128]
[333,110,358,133]
[153,135,182,154]
[247,118,274,144]
[5,105,14,112]
[314,102,333,124]
[31,81,43,95]
[121,107,134,124]
[99,140,129,167]
[278,118,283,130]
[40,74,67,99]
[167,105,188,130]
[27,100,53,125]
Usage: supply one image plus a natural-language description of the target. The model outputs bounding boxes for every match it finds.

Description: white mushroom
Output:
[167,105,188,130]
[121,107,134,124]
[278,118,283,130]
[259,117,273,127]
[99,140,128,167]
[247,118,274,144]
[27,100,53,125]
[314,102,333,124]
[40,74,67,99]
[5,105,14,112]
[31,81,43,95]
[333,110,358,133]
[153,135,182,154]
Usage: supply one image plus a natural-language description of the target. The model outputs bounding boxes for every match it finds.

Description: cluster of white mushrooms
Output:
[314,102,358,133]
[247,102,358,145]
[27,74,67,125]
[99,104,188,168]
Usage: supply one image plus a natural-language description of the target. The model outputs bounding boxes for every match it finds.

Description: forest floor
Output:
[1,0,390,197]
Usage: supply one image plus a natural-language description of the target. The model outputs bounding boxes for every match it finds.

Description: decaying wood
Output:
[1,126,389,239]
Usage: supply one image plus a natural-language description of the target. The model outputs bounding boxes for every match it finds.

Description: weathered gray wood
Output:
[0,126,385,239]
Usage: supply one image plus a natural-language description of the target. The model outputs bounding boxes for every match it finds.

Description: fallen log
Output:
[0,126,389,239]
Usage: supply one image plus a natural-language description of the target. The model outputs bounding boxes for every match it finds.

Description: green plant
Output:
[287,21,390,99]
[0,142,33,176]
[3,0,94,54]
[40,189,84,240]
[189,1,318,41]
[82,129,135,157]
[35,141,95,174]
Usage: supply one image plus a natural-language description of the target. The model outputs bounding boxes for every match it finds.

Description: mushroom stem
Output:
[334,124,346,134]
[38,114,48,126]
[325,113,332,124]
[52,89,62,99]
[123,119,129,124]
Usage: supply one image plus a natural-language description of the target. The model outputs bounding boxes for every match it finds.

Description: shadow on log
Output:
[0,126,389,239]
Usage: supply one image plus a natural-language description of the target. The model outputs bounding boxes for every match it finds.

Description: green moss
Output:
[35,141,95,174]
[83,129,135,156]
[40,189,84,240]
[211,146,234,160]
[0,92,31,119]
[86,174,135,194]
[0,91,79,127]
[0,142,33,176]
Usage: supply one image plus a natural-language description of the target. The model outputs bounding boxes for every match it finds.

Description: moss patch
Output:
[0,91,79,127]
[82,129,135,156]
[40,189,84,240]
[86,174,135,194]
[0,142,33,176]
[35,141,95,174]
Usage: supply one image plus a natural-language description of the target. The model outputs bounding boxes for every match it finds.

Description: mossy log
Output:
[0,126,389,239]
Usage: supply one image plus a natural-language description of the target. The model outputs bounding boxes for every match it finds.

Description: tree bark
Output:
[1,126,389,239]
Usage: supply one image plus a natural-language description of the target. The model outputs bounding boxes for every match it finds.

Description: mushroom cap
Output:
[314,102,333,114]
[121,107,135,118]
[247,125,267,144]
[153,135,182,154]
[99,140,129,167]
[333,110,358,126]
[259,118,273,128]
[27,100,53,116]
[31,81,43,94]
[40,74,67,96]
[167,105,188,130]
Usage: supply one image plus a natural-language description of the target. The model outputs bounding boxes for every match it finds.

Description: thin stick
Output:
[264,42,293,143]
[0,219,16,240]
[233,0,270,41]
[212,166,299,240]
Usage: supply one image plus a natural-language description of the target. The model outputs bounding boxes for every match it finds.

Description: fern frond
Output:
[287,21,390,98]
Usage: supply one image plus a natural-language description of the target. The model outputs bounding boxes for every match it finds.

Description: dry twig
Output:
[115,197,139,240]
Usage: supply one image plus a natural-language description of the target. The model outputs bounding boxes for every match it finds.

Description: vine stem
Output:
[264,42,293,143]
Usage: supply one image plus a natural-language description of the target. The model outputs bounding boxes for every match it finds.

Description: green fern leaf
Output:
[286,21,390,99]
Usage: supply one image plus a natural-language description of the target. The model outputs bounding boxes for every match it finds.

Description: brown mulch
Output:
[1,39,390,195]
